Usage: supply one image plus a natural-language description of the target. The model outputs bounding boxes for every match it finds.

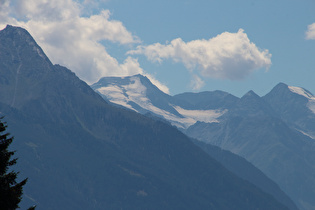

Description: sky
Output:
[0,0,314,97]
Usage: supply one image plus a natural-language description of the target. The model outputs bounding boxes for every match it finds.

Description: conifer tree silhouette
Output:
[0,117,34,209]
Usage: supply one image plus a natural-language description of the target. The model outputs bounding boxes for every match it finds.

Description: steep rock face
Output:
[0,25,53,109]
[0,25,290,210]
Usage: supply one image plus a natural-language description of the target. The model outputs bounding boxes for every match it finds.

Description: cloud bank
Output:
[0,0,169,93]
[0,0,272,93]
[129,29,272,84]
[190,75,205,90]
[306,23,315,40]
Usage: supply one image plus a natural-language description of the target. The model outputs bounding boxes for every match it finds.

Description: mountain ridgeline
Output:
[93,72,315,209]
[0,25,294,209]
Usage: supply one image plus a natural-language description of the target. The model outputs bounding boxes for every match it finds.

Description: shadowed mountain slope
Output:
[185,89,315,210]
[191,139,298,210]
[91,75,299,209]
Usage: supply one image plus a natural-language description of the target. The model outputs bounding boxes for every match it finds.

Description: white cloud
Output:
[190,75,204,90]
[306,23,315,40]
[129,29,272,83]
[0,0,11,22]
[144,74,170,94]
[1,0,170,94]
[0,0,159,88]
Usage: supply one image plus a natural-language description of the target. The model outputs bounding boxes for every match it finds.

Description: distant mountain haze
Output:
[0,25,292,209]
[93,71,315,210]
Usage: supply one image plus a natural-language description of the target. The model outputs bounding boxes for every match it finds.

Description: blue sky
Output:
[1,0,315,97]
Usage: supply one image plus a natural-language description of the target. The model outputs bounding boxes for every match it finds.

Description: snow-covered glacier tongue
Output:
[91,74,226,129]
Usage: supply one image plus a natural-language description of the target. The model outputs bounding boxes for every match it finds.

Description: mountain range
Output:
[93,73,315,209]
[0,25,296,209]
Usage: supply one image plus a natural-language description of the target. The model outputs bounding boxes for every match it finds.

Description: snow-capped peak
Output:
[92,75,226,129]
[95,76,148,112]
[288,86,315,114]
[288,86,314,99]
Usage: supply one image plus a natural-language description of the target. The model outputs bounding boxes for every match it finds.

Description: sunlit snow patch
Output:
[95,77,226,129]
[296,129,315,140]
[288,86,313,98]
[172,106,226,124]
[288,86,315,114]
[96,85,136,111]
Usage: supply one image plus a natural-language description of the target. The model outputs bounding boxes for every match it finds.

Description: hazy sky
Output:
[1,0,314,96]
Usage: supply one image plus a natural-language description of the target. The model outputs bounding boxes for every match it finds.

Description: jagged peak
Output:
[271,82,289,92]
[0,25,53,72]
[132,73,146,78]
[1,25,47,57]
[275,82,288,88]
[266,82,314,99]
[263,83,290,98]
[1,24,32,39]
[241,90,260,100]
[3,24,22,31]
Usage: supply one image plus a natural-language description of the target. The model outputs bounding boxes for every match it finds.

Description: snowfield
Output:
[95,77,226,129]
[289,86,315,114]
